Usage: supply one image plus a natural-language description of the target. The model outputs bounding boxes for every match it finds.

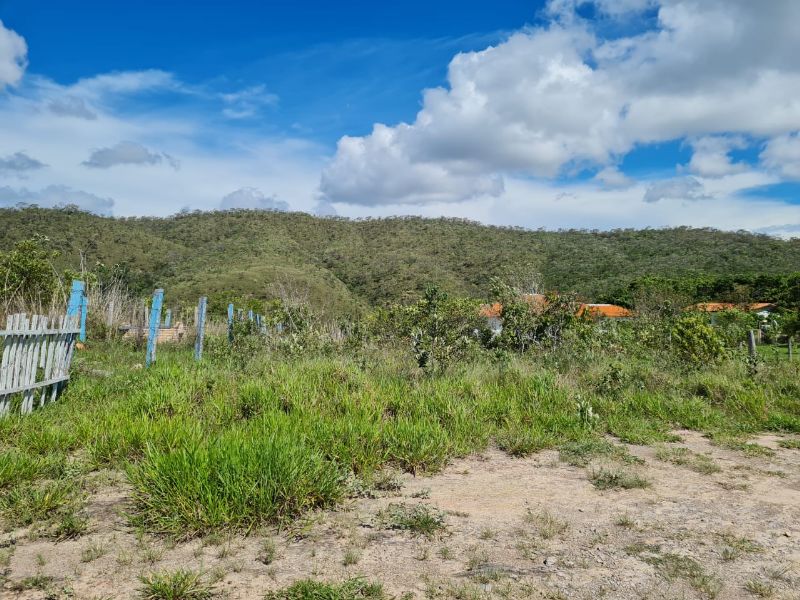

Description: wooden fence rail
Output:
[0,313,80,416]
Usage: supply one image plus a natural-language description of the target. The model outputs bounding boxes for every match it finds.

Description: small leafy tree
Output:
[0,235,61,309]
[489,277,576,352]
[670,314,725,365]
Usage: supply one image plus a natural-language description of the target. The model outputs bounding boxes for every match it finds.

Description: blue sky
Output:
[0,0,799,236]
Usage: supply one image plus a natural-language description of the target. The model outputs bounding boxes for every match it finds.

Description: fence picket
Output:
[0,312,81,416]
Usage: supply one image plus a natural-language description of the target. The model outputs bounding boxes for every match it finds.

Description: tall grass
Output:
[1,333,798,538]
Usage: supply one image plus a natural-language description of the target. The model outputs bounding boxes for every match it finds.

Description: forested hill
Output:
[2,206,799,313]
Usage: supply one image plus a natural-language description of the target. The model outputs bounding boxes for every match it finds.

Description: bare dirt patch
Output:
[3,431,800,599]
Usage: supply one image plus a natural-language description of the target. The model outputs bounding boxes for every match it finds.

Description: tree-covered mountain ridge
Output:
[2,206,799,313]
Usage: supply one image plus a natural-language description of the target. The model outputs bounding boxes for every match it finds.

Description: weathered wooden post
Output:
[79,294,88,342]
[66,280,84,326]
[145,289,164,368]
[789,337,794,361]
[227,303,234,343]
[194,296,207,361]
[747,330,757,359]
[248,309,254,322]
[164,308,172,328]
[106,299,115,339]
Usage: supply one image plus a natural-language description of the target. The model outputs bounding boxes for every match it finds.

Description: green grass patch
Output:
[264,578,387,600]
[128,422,343,537]
[376,503,447,537]
[655,446,721,474]
[138,569,215,600]
[589,467,650,490]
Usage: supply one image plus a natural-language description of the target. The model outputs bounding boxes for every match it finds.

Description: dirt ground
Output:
[3,430,800,600]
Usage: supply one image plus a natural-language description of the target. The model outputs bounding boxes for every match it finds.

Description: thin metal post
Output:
[227,303,234,343]
[164,308,172,328]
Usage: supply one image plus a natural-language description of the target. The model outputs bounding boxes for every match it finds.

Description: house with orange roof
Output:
[576,303,633,319]
[686,302,776,316]
[480,295,632,333]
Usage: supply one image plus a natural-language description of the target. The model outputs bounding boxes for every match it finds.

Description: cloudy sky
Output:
[0,0,799,236]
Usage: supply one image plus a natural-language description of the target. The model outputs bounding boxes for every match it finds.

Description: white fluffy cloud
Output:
[643,176,709,203]
[686,136,748,178]
[0,20,26,89]
[0,67,326,216]
[83,141,179,170]
[220,187,289,211]
[321,0,800,205]
[760,133,800,179]
[0,184,114,214]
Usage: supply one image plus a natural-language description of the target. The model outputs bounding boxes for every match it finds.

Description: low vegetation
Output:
[264,578,388,600]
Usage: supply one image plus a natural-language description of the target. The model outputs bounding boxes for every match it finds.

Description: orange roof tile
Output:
[576,303,633,318]
[686,302,775,313]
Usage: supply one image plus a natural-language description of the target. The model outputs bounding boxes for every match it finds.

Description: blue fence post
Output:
[145,289,164,368]
[164,308,172,328]
[194,296,207,361]
[227,303,234,343]
[248,309,254,322]
[66,280,84,326]
[79,294,88,342]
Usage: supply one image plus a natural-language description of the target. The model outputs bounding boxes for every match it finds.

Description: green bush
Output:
[671,314,725,365]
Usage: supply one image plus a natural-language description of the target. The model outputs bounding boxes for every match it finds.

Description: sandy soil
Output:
[2,430,800,599]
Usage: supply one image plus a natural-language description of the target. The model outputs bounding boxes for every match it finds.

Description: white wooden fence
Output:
[0,313,80,416]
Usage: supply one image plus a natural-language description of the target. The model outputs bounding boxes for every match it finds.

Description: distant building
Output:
[576,303,633,319]
[686,302,776,314]
[479,295,632,333]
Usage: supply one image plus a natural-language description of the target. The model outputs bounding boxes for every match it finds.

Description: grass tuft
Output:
[264,578,386,600]
[376,503,447,537]
[138,569,215,600]
[589,467,650,490]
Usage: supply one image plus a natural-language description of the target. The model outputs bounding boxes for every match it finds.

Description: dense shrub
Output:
[670,314,726,365]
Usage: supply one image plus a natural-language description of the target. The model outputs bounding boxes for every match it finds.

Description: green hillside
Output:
[2,206,799,313]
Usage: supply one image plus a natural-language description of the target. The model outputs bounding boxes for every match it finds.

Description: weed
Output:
[718,532,762,561]
[589,467,650,490]
[778,439,800,449]
[81,541,107,563]
[744,579,774,597]
[11,574,54,591]
[376,503,447,537]
[655,446,721,474]
[438,546,453,560]
[258,538,278,565]
[50,508,89,541]
[128,424,343,537]
[0,547,13,567]
[478,527,496,540]
[525,509,568,539]
[138,569,215,600]
[413,546,429,561]
[371,470,403,493]
[615,514,635,528]
[0,480,80,529]
[627,544,720,598]
[559,438,642,468]
[342,548,361,566]
[264,578,386,600]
